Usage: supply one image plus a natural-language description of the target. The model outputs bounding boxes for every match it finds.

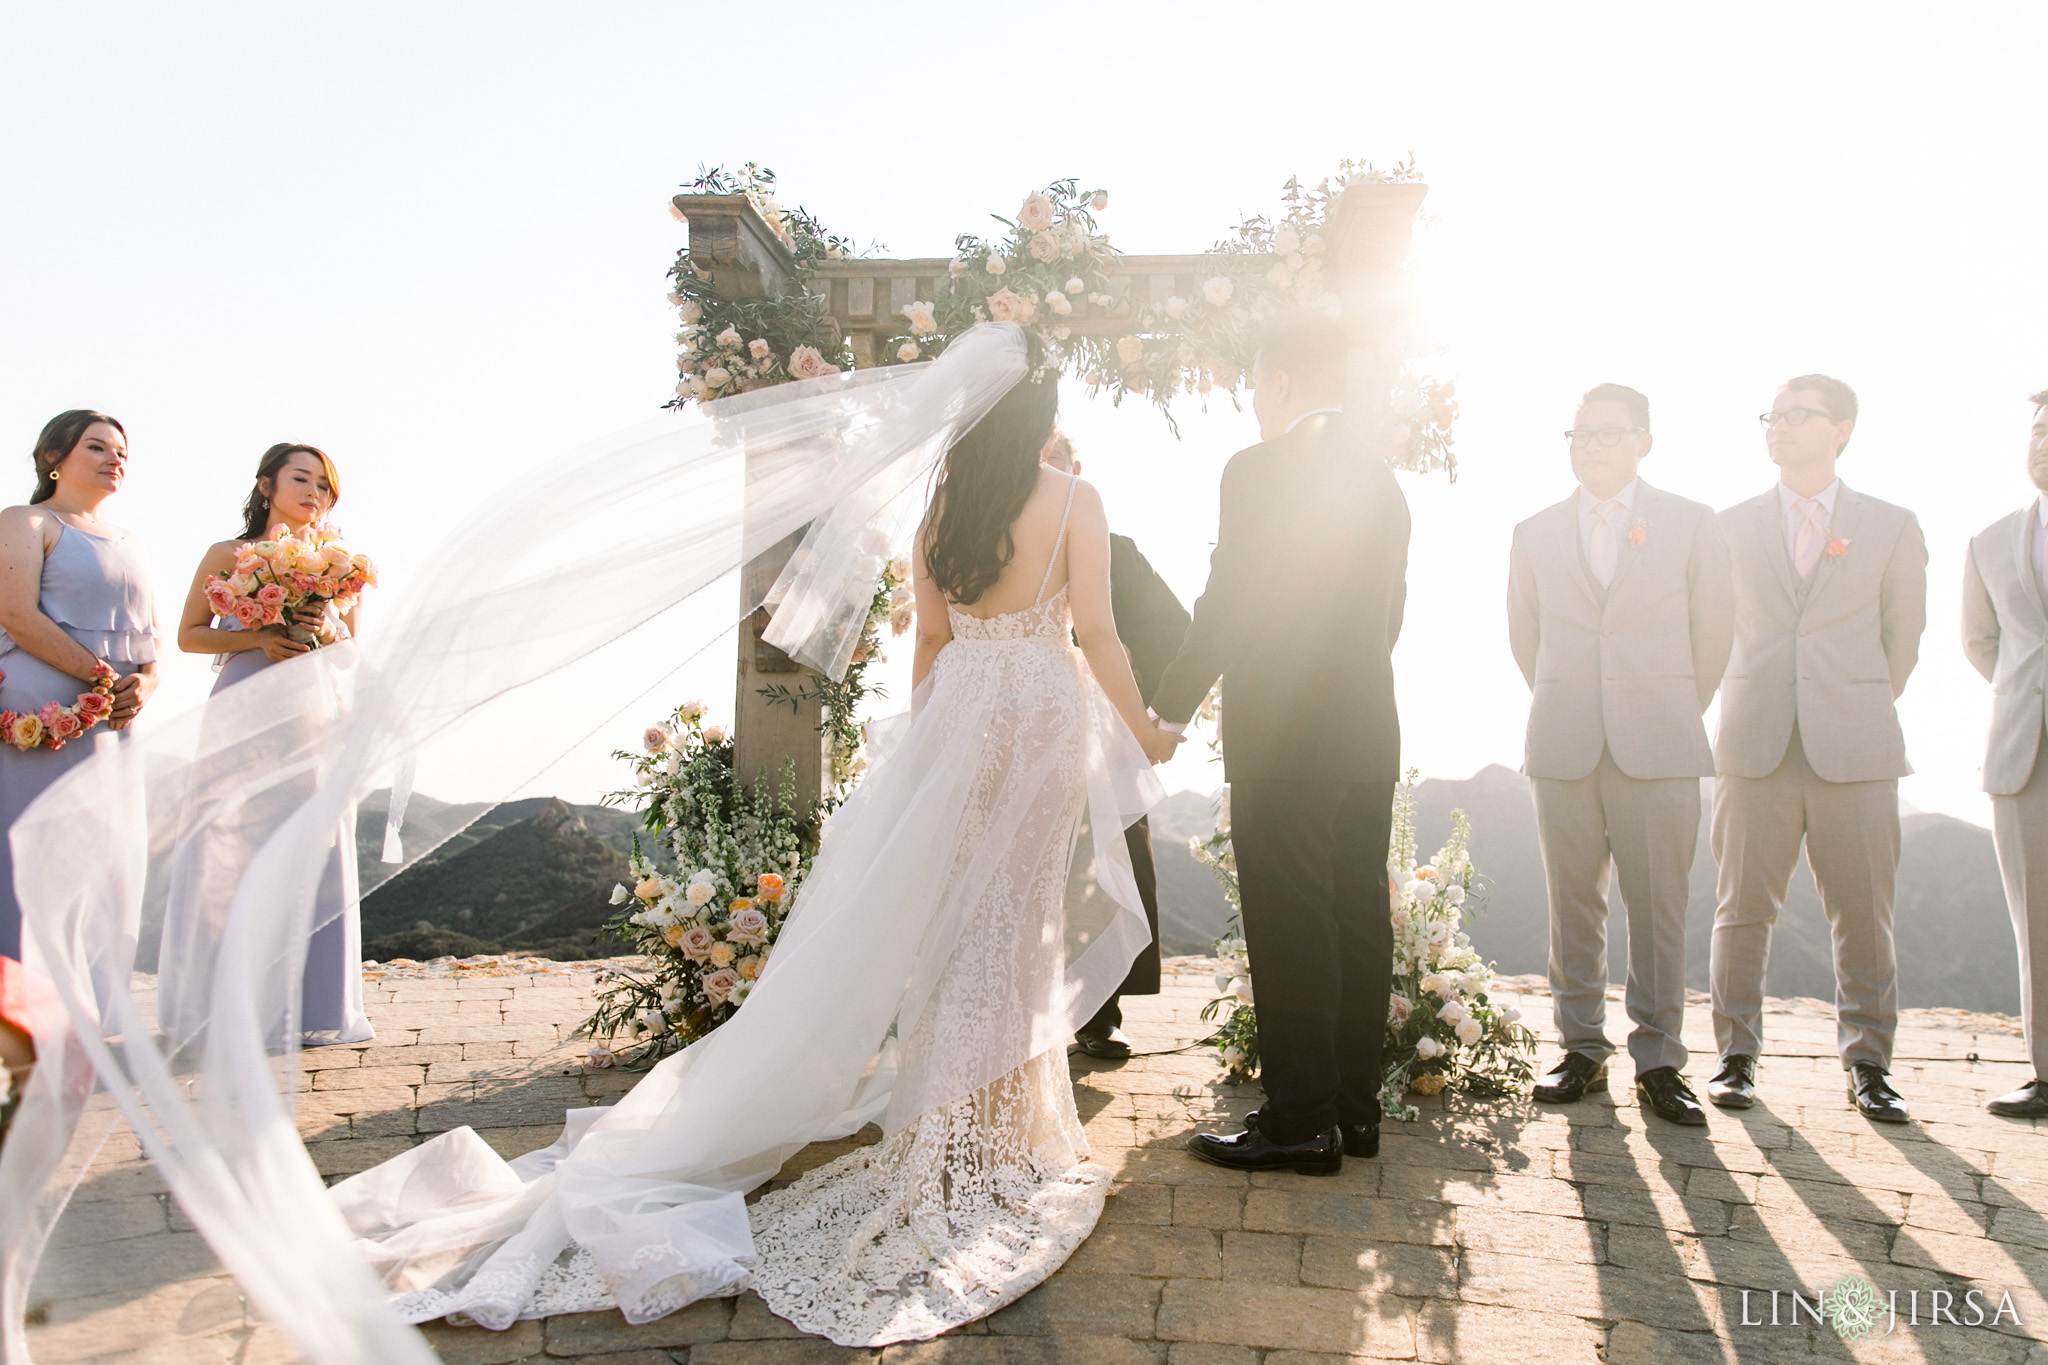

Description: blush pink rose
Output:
[1029,231,1060,263]
[256,583,287,608]
[233,600,266,628]
[1017,192,1055,231]
[75,691,111,718]
[47,710,82,741]
[677,925,716,961]
[701,968,741,1006]
[788,345,841,380]
[986,288,1025,321]
[727,907,770,945]
[205,581,236,614]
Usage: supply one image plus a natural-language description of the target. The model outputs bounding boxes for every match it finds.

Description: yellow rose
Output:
[737,954,764,981]
[708,940,737,968]
[729,897,754,915]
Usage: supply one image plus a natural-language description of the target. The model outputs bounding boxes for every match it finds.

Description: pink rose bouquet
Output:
[207,523,378,644]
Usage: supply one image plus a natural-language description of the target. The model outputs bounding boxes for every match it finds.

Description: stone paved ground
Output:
[22,961,2048,1363]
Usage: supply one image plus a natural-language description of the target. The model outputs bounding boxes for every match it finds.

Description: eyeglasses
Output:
[1564,425,1646,449]
[1759,407,1838,429]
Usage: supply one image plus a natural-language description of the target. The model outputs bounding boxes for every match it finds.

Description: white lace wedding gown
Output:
[333,493,1158,1347]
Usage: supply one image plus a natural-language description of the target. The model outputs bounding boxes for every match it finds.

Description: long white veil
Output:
[0,323,1158,1361]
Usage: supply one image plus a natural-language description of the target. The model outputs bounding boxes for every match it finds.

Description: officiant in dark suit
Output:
[1152,310,1411,1175]
[1041,430,1190,1060]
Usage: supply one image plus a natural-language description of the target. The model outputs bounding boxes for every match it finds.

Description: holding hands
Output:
[1140,719,1186,766]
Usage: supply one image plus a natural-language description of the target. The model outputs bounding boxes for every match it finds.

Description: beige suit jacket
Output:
[1963,504,2048,796]
[1508,480,1734,781]
[1713,482,1926,782]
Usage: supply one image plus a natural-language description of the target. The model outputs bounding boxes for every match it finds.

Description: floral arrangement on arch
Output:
[1196,770,1537,1122]
[664,161,1458,475]
[582,703,811,1067]
[667,164,857,405]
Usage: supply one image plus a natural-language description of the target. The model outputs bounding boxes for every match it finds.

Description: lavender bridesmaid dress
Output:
[206,621,375,1045]
[0,523,156,961]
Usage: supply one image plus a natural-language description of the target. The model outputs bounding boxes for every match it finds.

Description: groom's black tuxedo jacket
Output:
[1151,413,1410,784]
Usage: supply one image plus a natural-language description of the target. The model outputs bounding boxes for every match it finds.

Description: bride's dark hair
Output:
[921,333,1058,605]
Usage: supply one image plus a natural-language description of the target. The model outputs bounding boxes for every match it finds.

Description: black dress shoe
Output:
[1635,1066,1708,1127]
[1987,1079,2048,1118]
[1242,1110,1378,1158]
[1707,1054,1756,1110]
[1848,1062,1909,1123]
[1532,1052,1608,1104]
[1074,1025,1132,1060]
[1186,1122,1342,1176]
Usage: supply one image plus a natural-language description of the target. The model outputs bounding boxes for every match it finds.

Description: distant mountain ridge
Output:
[356,770,2023,1013]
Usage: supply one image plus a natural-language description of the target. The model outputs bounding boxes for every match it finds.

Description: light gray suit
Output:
[1509,480,1734,1072]
[1963,502,2048,1077]
[1710,482,1927,1071]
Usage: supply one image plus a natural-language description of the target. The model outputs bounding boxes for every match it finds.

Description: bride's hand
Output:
[1140,722,1185,766]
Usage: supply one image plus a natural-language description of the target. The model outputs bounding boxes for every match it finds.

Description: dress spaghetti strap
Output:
[1034,477,1079,606]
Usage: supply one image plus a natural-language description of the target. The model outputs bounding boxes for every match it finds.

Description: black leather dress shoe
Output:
[1707,1054,1756,1109]
[1848,1062,1910,1123]
[1074,1025,1132,1060]
[1186,1122,1342,1176]
[1243,1110,1377,1158]
[1635,1066,1708,1126]
[1532,1052,1607,1104]
[1987,1079,2048,1118]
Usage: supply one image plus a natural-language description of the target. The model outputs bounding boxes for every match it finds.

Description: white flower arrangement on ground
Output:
[1197,769,1537,1122]
[582,705,811,1066]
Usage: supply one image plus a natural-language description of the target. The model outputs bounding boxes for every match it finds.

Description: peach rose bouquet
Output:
[206,523,377,645]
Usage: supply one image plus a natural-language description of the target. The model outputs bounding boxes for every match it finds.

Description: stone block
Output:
[1891,1227,2048,1282]
[1100,1183,1174,1226]
[1171,1186,1243,1229]
[1216,1230,1302,1285]
[1297,1237,1454,1298]
[1165,1346,1255,1365]
[47,1194,167,1247]
[1603,1321,1735,1365]
[418,1315,547,1363]
[1241,1188,1453,1246]
[883,1338,1159,1364]
[986,1275,1160,1338]
[692,1341,880,1363]
[1451,1207,1599,1264]
[543,1299,731,1353]
[1094,1147,1247,1188]
[1065,1225,1221,1280]
[1155,1280,1414,1356]
[1456,1249,1713,1329]
[313,1063,426,1090]
[1378,1169,1585,1221]
[28,1229,219,1301]
[730,1289,807,1339]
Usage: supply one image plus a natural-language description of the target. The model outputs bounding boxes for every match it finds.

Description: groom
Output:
[1155,310,1411,1175]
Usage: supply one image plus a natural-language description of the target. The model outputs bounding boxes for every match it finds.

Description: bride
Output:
[333,325,1183,1346]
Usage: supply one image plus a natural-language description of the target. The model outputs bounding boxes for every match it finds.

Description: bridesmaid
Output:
[174,443,373,1045]
[0,411,160,963]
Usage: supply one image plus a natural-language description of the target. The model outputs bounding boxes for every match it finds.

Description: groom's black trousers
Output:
[1230,778,1396,1145]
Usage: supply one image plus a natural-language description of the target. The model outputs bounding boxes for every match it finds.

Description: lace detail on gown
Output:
[737,587,1102,1346]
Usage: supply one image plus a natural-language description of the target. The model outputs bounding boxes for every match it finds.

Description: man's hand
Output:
[1141,722,1186,765]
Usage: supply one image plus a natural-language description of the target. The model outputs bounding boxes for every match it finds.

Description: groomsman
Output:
[1508,384,1732,1126]
[1961,388,2048,1119]
[1708,375,1926,1122]
[1040,430,1190,1060]
[1156,310,1410,1175]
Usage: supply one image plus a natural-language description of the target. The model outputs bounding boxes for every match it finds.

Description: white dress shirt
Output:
[1577,477,1640,558]
[1777,478,1841,559]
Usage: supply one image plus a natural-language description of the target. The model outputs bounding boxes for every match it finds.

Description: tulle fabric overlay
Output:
[0,324,1155,1360]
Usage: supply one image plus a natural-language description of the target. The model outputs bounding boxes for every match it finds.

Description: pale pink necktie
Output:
[1588,499,1622,588]
[1793,498,1827,577]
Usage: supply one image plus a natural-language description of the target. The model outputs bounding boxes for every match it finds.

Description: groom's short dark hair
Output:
[1254,310,1348,397]
[1578,383,1649,429]
[1782,373,1858,425]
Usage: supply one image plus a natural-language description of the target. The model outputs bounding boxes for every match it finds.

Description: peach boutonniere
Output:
[1627,521,1649,548]
[1825,537,1851,558]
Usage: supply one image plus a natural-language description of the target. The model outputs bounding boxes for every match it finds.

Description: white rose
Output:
[702,724,727,744]
[1202,276,1234,306]
[1272,227,1301,254]
[1165,296,1187,318]
[609,883,629,905]
[1220,1045,1245,1068]
[686,881,713,905]
[748,338,771,359]
[1233,978,1255,1005]
[1438,999,1468,1026]
[1456,1018,1483,1047]
[898,341,920,361]
[949,257,969,276]
[688,867,716,885]
[1213,972,1232,993]
[1065,277,1085,294]
[715,325,742,348]
[1415,1035,1445,1059]
[985,254,1006,275]
[1500,1006,1522,1026]
[900,301,937,334]
[1445,884,1466,906]
[703,366,731,387]
[1046,292,1071,316]
[679,699,707,721]
[678,299,703,323]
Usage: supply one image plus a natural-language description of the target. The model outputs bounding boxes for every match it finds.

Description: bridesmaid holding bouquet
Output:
[0,411,161,963]
[171,442,374,1045]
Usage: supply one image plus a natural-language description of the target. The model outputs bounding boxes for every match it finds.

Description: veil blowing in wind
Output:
[0,323,1158,1360]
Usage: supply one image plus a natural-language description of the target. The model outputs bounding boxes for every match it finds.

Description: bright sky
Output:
[4,3,2043,822]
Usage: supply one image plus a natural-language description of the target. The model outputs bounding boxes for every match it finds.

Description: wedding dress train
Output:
[336,583,1158,1346]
